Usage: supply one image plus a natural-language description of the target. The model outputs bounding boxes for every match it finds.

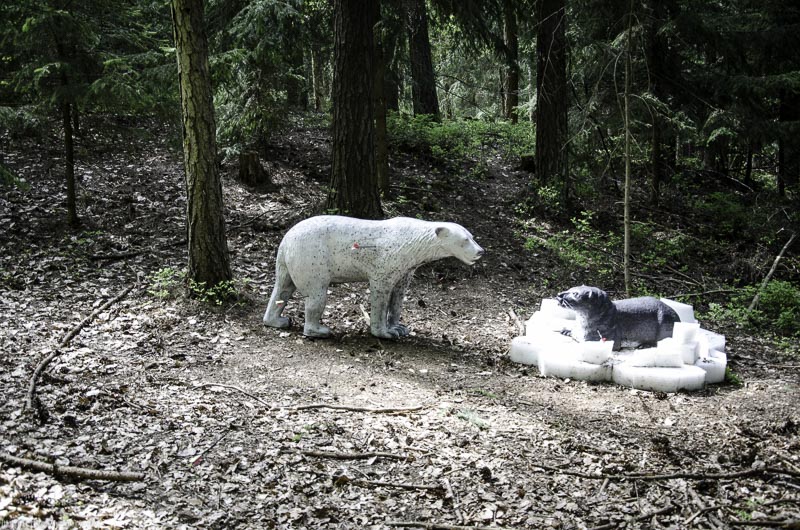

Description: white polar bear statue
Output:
[263,215,484,339]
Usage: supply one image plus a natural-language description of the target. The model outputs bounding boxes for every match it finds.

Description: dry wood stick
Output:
[0,451,145,482]
[589,502,674,530]
[533,463,798,481]
[294,449,409,461]
[290,403,427,414]
[386,522,512,530]
[442,477,465,525]
[346,477,443,492]
[193,383,272,407]
[506,309,524,336]
[748,232,796,312]
[25,285,135,412]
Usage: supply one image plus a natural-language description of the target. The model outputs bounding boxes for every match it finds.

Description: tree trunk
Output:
[406,0,439,118]
[238,151,273,188]
[623,0,634,297]
[778,88,800,196]
[374,13,390,194]
[62,100,79,228]
[171,0,232,289]
[311,45,325,111]
[327,0,383,219]
[534,0,568,194]
[503,0,519,124]
[285,20,308,110]
[646,0,678,207]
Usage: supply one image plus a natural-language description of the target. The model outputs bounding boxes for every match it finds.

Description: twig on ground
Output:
[506,309,524,336]
[88,251,144,262]
[193,383,272,407]
[729,519,800,528]
[533,463,799,481]
[442,477,465,524]
[0,451,145,482]
[749,232,796,311]
[290,403,427,414]
[290,449,409,461]
[589,502,675,530]
[386,522,512,530]
[192,427,233,466]
[339,475,443,492]
[25,285,135,413]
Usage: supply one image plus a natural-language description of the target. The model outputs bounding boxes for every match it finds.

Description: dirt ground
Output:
[1,120,799,529]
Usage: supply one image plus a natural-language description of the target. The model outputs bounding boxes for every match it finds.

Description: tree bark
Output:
[285,19,308,110]
[778,88,800,196]
[374,12,390,194]
[171,0,232,288]
[503,0,520,123]
[405,0,439,118]
[62,99,79,228]
[534,0,568,194]
[327,0,383,219]
[646,0,678,207]
[310,45,325,111]
[238,152,273,188]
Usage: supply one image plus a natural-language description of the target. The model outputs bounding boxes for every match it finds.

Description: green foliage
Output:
[147,267,184,300]
[725,367,743,386]
[526,210,620,283]
[704,281,800,337]
[188,278,241,306]
[0,162,28,190]
[387,112,535,171]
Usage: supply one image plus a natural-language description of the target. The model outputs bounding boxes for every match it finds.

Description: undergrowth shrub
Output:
[705,280,800,337]
[386,113,535,170]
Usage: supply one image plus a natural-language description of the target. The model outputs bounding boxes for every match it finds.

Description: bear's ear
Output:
[435,226,450,238]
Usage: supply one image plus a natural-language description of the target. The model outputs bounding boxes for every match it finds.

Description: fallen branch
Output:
[749,232,796,312]
[533,463,799,481]
[193,383,272,407]
[88,251,144,262]
[291,403,427,414]
[506,309,524,336]
[0,451,145,482]
[729,519,800,528]
[25,285,135,412]
[442,477,465,525]
[292,449,409,461]
[338,475,442,492]
[386,521,512,530]
[589,502,675,530]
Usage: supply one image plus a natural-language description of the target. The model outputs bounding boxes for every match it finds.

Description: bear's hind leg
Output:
[263,257,296,328]
[369,280,398,339]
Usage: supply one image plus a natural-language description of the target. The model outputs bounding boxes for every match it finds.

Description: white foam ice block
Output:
[539,298,577,320]
[613,363,707,392]
[510,333,575,365]
[661,298,696,323]
[579,341,614,364]
[696,349,727,384]
[658,337,697,364]
[525,312,575,337]
[672,322,700,344]
[699,329,726,352]
[538,350,612,381]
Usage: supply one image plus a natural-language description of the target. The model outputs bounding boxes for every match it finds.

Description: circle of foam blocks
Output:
[509,298,727,392]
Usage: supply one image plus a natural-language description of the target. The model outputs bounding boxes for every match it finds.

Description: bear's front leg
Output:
[303,291,332,338]
[369,279,398,339]
[387,273,412,337]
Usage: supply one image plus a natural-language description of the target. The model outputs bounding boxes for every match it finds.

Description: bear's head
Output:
[556,285,613,314]
[435,224,484,265]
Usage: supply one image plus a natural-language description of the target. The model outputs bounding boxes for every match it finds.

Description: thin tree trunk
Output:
[374,15,389,194]
[62,100,79,227]
[503,0,519,124]
[311,45,324,111]
[171,0,232,289]
[327,0,383,219]
[623,0,634,297]
[405,0,439,118]
[534,0,568,194]
[778,88,800,196]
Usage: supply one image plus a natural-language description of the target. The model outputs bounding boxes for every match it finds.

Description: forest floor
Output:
[1,117,799,530]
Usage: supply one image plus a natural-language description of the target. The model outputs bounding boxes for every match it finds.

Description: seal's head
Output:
[556,285,612,315]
